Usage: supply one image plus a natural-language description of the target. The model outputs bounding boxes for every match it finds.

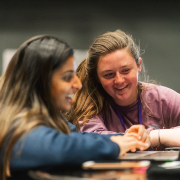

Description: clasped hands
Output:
[110,125,150,156]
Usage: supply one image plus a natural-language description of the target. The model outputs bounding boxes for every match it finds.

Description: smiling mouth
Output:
[67,94,74,98]
[116,84,128,90]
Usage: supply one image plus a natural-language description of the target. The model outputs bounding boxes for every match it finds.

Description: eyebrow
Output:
[101,65,129,73]
[63,70,74,75]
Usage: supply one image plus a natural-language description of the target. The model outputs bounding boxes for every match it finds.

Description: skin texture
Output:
[126,125,150,147]
[150,129,180,147]
[50,56,82,112]
[110,133,149,156]
[97,49,142,106]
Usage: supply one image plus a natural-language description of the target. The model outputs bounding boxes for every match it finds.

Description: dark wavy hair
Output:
[0,35,73,179]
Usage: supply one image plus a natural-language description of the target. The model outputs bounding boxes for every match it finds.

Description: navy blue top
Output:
[10,122,120,172]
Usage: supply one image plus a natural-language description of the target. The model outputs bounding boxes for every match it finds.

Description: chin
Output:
[61,106,71,112]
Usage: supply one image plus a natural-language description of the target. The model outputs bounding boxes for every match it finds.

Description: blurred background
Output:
[0,0,180,91]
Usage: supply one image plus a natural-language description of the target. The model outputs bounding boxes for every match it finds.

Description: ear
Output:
[137,58,142,74]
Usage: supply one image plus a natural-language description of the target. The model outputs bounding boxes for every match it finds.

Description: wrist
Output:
[149,130,160,147]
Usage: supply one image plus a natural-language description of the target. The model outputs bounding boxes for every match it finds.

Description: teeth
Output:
[67,94,74,98]
[117,86,125,90]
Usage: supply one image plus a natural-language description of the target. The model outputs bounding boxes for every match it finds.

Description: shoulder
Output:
[80,114,105,132]
[79,114,104,124]
[67,121,77,132]
[89,114,104,122]
[141,82,179,99]
[20,126,61,141]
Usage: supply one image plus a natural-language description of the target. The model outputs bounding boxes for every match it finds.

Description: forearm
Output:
[80,118,120,134]
[150,129,180,147]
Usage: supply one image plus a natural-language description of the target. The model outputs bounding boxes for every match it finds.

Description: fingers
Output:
[119,138,150,156]
[139,129,147,142]
[131,131,151,150]
[130,148,136,152]
[138,128,150,146]
[124,132,139,139]
[111,134,150,157]
[126,125,138,134]
[135,125,145,140]
[126,125,142,135]
[125,136,150,151]
[136,141,150,151]
[127,140,149,151]
[143,134,151,147]
[127,125,148,141]
[124,133,149,147]
[126,136,150,151]
[124,127,151,148]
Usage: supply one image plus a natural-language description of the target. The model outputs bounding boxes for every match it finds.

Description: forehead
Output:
[62,56,74,69]
[97,49,136,70]
[54,56,75,75]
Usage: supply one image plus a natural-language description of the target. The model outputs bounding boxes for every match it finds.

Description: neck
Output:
[114,90,139,106]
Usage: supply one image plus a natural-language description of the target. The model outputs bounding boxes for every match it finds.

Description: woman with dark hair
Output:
[0,35,149,180]
[68,29,180,150]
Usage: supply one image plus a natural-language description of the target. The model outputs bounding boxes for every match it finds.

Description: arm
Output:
[68,121,123,135]
[80,118,150,146]
[10,126,149,172]
[162,87,180,128]
[151,87,180,148]
[80,116,119,135]
[10,126,120,171]
[67,121,77,132]
[145,86,180,149]
[150,128,180,147]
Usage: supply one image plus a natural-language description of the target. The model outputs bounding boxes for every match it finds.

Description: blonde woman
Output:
[68,29,180,150]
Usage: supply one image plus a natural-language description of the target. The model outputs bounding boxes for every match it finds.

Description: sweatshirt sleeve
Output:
[10,126,120,171]
[80,116,120,135]
[160,86,180,128]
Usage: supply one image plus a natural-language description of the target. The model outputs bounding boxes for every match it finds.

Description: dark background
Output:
[0,0,180,91]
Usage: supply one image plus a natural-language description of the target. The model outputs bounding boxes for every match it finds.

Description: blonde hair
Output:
[67,29,148,128]
[0,35,73,180]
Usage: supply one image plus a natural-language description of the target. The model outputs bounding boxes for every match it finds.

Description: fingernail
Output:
[139,136,141,140]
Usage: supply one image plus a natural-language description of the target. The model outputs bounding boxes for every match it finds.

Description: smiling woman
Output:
[67,29,180,150]
[97,49,142,106]
[0,35,150,180]
[50,56,82,112]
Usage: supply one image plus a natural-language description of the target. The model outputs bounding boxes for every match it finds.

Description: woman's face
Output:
[50,56,82,111]
[97,49,142,106]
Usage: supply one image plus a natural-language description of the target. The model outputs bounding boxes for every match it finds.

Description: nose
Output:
[114,72,125,85]
[73,75,82,91]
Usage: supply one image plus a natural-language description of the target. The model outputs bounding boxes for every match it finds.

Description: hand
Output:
[110,134,150,156]
[126,125,150,145]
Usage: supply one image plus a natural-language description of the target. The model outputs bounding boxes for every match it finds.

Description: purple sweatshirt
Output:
[80,83,180,134]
